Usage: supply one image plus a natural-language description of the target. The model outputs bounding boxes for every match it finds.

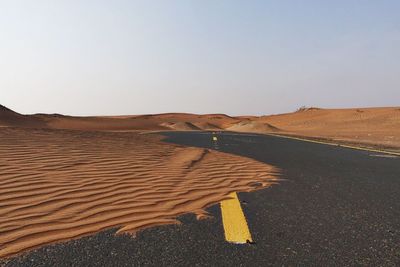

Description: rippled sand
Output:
[0,128,278,258]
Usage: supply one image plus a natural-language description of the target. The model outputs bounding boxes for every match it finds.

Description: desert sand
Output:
[257,107,400,151]
[1,104,399,257]
[1,105,399,150]
[0,127,278,258]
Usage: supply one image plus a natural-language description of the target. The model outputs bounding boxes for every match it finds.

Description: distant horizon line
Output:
[2,104,399,118]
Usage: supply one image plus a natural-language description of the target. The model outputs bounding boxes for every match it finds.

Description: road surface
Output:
[3,131,400,266]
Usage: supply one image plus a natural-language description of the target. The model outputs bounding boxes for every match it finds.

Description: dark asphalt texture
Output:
[2,131,400,266]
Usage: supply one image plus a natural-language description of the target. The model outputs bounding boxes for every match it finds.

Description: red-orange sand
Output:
[0,127,278,258]
[257,107,400,151]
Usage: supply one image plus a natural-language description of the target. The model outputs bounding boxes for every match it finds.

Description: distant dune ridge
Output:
[1,104,399,149]
[0,104,45,128]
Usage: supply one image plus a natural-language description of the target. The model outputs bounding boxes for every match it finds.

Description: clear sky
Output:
[1,1,399,116]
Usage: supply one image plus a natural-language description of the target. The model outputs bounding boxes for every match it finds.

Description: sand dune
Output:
[160,121,201,131]
[15,112,237,131]
[227,121,280,134]
[192,122,221,130]
[0,105,46,128]
[258,107,400,150]
[1,104,399,149]
[160,121,221,131]
[0,127,278,258]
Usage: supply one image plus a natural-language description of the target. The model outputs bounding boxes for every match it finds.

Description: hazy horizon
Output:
[1,1,400,116]
[2,102,400,118]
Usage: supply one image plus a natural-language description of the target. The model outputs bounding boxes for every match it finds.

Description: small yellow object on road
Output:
[220,192,253,244]
[212,136,218,141]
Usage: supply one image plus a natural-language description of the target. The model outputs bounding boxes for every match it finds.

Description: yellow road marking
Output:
[264,133,400,156]
[220,192,253,244]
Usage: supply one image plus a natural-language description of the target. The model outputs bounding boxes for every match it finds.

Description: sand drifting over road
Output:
[0,128,278,258]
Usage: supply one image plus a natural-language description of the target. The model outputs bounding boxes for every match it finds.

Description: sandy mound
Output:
[0,127,278,258]
[192,122,221,130]
[227,121,280,133]
[0,104,18,116]
[28,111,236,131]
[258,107,400,149]
[160,121,201,131]
[0,105,233,132]
[0,105,46,128]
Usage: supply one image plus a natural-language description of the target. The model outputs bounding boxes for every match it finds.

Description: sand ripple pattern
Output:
[0,128,278,258]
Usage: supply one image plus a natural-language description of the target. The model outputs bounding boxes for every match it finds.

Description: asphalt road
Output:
[2,131,400,266]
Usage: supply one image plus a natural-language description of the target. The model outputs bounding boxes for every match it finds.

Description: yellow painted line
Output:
[220,192,253,244]
[264,133,400,157]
